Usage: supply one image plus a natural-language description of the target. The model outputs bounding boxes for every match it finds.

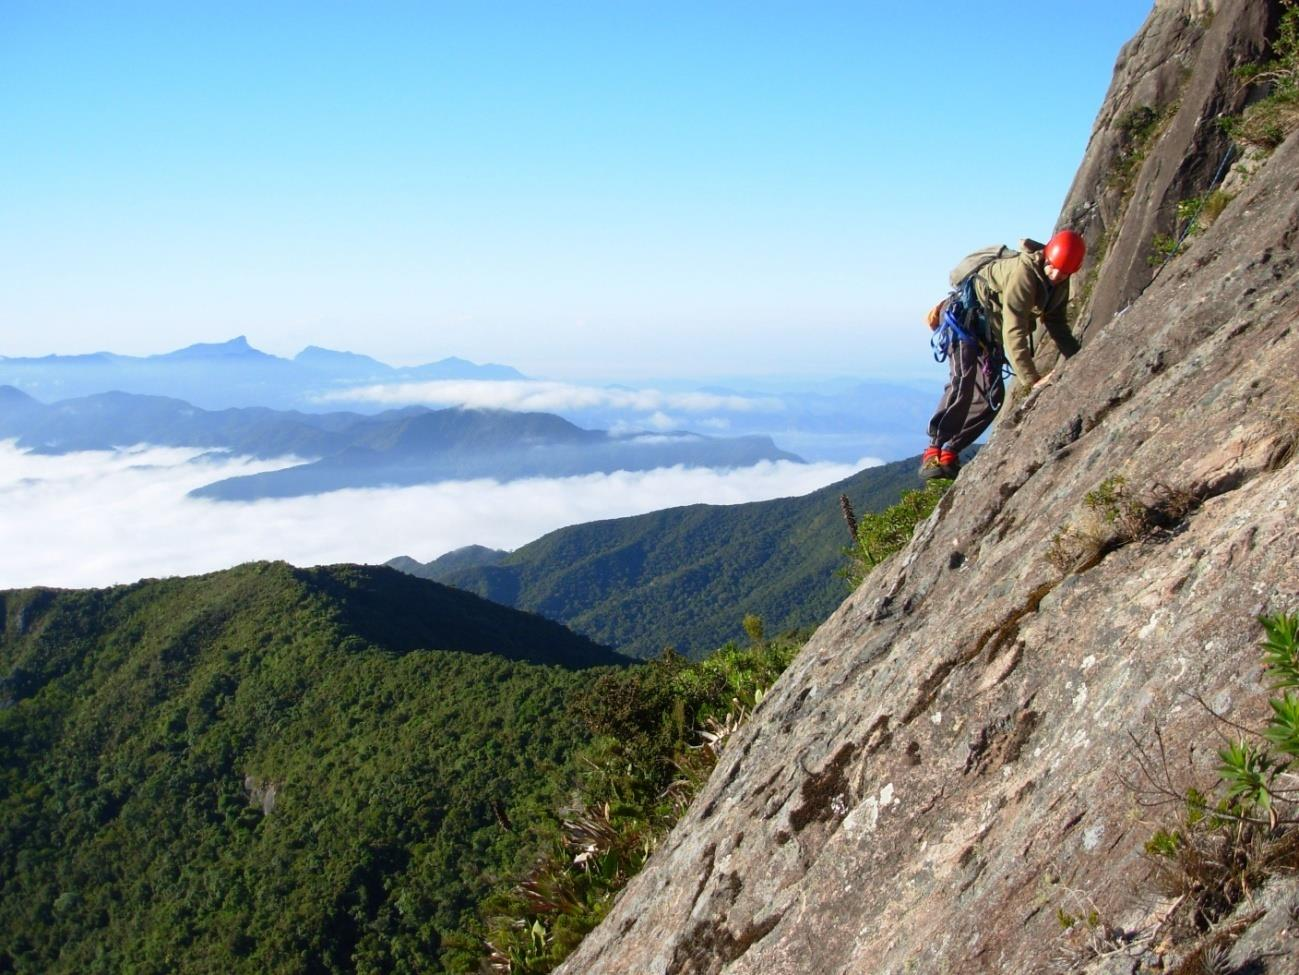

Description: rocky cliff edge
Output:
[556,2,1299,972]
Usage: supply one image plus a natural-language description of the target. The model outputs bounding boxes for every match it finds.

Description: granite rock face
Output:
[556,4,1299,973]
[1059,0,1279,348]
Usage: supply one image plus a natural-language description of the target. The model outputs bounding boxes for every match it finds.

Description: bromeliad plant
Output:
[1218,612,1299,825]
[1141,612,1299,935]
[1261,611,1299,688]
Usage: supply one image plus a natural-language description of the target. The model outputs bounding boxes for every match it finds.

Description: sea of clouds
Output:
[317,379,784,415]
[0,440,876,590]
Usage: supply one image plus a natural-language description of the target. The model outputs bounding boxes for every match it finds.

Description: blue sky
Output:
[2,1,1151,382]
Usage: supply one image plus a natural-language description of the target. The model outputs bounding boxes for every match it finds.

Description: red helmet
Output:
[1045,229,1086,275]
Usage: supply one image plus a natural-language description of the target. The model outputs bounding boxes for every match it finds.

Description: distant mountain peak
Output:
[399,357,528,381]
[0,385,40,408]
[159,336,275,360]
[295,345,389,367]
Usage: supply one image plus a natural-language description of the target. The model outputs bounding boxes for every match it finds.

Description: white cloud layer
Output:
[318,379,784,414]
[0,440,877,591]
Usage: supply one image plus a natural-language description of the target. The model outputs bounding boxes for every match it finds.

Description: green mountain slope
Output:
[389,546,507,579]
[396,456,927,658]
[0,562,625,974]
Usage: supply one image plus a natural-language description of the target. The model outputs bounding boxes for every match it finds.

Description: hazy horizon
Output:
[0,331,946,389]
[4,2,1151,381]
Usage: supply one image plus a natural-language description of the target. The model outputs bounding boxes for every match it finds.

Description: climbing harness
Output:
[930,276,1009,412]
[930,278,983,362]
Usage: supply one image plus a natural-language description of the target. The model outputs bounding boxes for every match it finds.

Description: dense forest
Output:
[0,563,623,973]
[0,560,816,973]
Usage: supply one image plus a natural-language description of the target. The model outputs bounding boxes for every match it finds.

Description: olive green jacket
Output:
[973,240,1080,385]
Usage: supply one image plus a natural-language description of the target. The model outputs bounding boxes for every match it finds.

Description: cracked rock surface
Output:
[557,4,1299,973]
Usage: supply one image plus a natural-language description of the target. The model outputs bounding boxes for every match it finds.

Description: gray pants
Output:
[927,339,1005,453]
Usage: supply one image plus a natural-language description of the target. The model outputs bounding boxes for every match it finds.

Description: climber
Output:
[920,229,1085,480]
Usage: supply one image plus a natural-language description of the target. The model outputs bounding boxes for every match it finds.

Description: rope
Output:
[1152,142,1237,279]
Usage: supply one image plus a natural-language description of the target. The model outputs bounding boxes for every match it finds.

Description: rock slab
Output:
[557,2,1299,972]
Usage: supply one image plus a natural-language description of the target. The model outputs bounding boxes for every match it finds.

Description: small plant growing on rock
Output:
[1084,475,1151,537]
[841,480,952,588]
[1047,475,1142,573]
[1046,476,1197,576]
[1051,892,1128,970]
[1262,611,1299,687]
[1192,188,1235,226]
[1107,102,1178,198]
[1148,190,1239,267]
[1220,0,1299,151]
[1134,612,1299,955]
[1148,232,1185,266]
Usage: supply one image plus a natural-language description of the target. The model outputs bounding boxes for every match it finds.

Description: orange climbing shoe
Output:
[919,446,946,480]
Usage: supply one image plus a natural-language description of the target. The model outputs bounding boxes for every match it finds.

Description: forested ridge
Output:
[0,562,622,972]
[0,559,821,973]
[399,456,922,658]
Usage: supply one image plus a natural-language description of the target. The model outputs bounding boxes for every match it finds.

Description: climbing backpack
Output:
[925,243,1017,334]
[948,243,1017,288]
[929,240,1030,354]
